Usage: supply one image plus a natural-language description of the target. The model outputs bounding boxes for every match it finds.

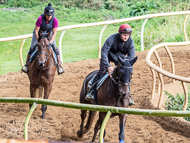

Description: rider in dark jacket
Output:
[21,3,64,75]
[85,23,136,105]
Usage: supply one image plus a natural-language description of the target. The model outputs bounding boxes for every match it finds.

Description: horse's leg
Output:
[84,111,97,133]
[118,114,127,143]
[92,118,100,142]
[77,110,87,138]
[92,112,106,142]
[38,86,43,98]
[42,84,52,119]
[29,84,37,109]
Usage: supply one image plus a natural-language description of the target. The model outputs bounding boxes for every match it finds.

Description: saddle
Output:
[89,72,110,91]
[29,46,57,65]
[88,72,110,104]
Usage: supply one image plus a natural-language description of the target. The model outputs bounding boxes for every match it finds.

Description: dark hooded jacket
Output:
[101,33,135,68]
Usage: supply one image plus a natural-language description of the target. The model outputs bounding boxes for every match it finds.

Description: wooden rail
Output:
[146,41,190,110]
[0,11,189,65]
[1,97,190,142]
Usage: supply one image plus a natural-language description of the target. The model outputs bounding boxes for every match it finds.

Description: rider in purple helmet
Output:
[85,23,136,106]
[21,3,64,75]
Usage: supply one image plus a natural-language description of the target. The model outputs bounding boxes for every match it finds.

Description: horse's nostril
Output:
[39,62,45,67]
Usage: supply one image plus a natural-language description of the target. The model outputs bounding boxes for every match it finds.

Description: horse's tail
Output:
[80,70,98,103]
[82,70,98,95]
[83,77,87,96]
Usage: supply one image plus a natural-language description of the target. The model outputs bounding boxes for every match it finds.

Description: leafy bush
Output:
[5,0,44,8]
[129,1,157,16]
[165,91,190,121]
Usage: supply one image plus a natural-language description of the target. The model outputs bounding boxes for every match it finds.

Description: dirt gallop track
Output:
[0,46,190,143]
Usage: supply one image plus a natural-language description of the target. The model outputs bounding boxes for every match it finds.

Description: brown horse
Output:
[77,56,137,143]
[27,33,56,119]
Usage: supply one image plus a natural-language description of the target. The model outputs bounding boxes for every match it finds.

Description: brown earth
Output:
[0,46,190,143]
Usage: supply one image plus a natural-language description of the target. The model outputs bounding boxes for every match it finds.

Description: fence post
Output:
[99,110,112,143]
[59,30,66,63]
[24,102,37,140]
[99,25,108,58]
[19,39,26,67]
[183,14,189,42]
[141,18,148,51]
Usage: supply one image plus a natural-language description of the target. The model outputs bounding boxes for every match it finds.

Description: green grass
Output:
[0,1,190,74]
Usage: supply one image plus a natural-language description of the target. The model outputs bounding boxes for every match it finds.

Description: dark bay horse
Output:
[27,33,56,119]
[77,56,137,142]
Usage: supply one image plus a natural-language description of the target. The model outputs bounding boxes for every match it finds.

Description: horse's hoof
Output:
[77,130,83,138]
[42,114,45,119]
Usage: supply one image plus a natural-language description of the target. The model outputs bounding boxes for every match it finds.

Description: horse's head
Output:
[116,55,138,96]
[37,31,51,68]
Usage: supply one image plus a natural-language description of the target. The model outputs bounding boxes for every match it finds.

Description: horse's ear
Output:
[129,56,138,66]
[118,56,125,65]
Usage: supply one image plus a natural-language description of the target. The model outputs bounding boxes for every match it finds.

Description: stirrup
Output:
[129,97,135,106]
[21,65,28,73]
[85,90,94,101]
[57,64,65,75]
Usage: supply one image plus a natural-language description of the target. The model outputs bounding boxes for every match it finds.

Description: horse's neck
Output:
[112,65,119,80]
[109,65,120,91]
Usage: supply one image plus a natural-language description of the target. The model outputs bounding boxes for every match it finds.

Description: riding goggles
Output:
[120,28,132,34]
[44,10,54,16]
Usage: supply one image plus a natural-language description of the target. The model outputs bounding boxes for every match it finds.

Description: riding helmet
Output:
[118,23,132,34]
[44,3,55,16]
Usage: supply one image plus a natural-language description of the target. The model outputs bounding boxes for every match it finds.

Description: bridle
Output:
[37,41,53,70]
[109,65,133,87]
[109,65,133,106]
[36,39,53,88]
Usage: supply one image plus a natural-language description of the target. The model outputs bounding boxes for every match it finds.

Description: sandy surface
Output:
[0,46,190,143]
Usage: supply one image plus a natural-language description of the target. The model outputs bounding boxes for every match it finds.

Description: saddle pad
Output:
[88,72,110,105]
[96,72,109,90]
[29,48,38,62]
[29,46,57,64]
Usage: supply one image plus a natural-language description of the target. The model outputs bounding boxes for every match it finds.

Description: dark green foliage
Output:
[129,1,157,16]
[0,0,190,74]
[5,0,45,8]
[165,91,190,121]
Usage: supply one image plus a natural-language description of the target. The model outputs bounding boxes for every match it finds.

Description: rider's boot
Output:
[56,55,65,75]
[85,75,99,101]
[21,54,30,73]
